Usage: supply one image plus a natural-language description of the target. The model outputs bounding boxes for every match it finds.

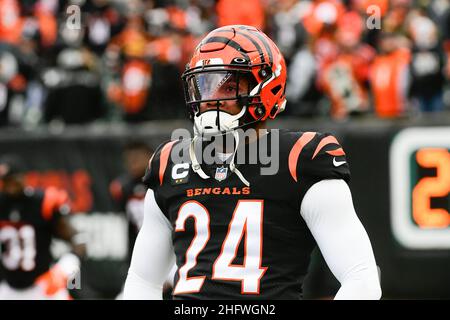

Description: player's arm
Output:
[40,187,86,258]
[300,179,382,300]
[53,214,87,258]
[123,189,175,300]
[35,188,86,294]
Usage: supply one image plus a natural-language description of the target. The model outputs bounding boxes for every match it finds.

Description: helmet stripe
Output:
[235,30,265,64]
[247,29,273,64]
[204,36,250,61]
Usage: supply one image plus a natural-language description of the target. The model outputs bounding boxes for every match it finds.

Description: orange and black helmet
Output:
[182,25,287,129]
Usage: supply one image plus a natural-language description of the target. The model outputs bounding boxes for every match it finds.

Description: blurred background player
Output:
[109,141,176,299]
[110,141,154,262]
[0,154,86,299]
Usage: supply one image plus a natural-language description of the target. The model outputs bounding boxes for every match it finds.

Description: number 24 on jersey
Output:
[174,200,267,295]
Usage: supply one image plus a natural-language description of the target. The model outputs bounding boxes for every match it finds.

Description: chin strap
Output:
[228,130,250,187]
[189,135,210,179]
[189,131,250,187]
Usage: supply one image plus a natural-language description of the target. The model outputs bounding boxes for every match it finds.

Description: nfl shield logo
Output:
[214,167,228,181]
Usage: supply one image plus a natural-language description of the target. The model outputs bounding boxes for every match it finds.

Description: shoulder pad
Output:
[142,140,179,189]
[288,132,350,183]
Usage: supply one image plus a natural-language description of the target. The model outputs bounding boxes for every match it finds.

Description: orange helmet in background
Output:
[182,25,287,136]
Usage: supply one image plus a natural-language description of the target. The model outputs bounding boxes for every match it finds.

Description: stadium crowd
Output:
[0,0,449,127]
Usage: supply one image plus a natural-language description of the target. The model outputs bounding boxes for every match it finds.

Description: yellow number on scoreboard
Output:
[412,149,450,228]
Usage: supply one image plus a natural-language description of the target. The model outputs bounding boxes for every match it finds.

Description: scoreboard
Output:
[390,127,450,249]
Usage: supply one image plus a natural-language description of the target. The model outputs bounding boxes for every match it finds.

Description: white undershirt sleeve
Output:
[123,189,176,300]
[300,179,382,300]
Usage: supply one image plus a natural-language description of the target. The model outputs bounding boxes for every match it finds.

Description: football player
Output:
[110,141,154,262]
[0,155,86,299]
[124,25,381,300]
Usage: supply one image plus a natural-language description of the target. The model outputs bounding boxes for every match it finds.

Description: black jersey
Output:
[143,129,350,299]
[0,188,69,288]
